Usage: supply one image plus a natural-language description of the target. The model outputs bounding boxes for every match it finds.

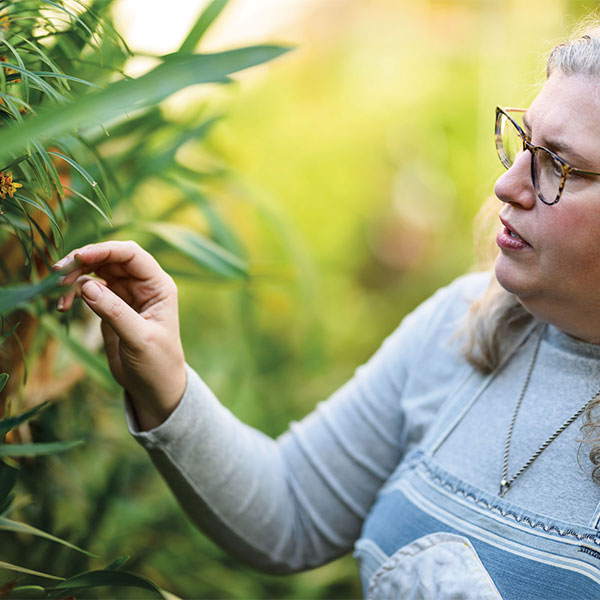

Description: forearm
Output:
[125,274,486,573]
[126,364,365,572]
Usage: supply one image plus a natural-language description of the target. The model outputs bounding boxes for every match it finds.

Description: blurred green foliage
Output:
[2,0,598,599]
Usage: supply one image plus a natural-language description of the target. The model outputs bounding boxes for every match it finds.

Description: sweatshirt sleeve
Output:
[126,272,488,573]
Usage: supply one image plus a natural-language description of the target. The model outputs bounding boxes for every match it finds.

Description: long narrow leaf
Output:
[0,45,291,164]
[0,274,60,316]
[0,402,49,439]
[6,586,48,598]
[0,373,8,393]
[0,561,63,581]
[13,193,60,232]
[48,569,165,598]
[0,322,20,346]
[1,38,30,105]
[11,32,64,76]
[0,461,17,506]
[40,0,95,40]
[163,175,244,256]
[39,316,120,392]
[104,556,130,570]
[1,63,67,103]
[63,184,111,224]
[0,439,84,457]
[178,0,228,54]
[0,516,95,556]
[30,70,100,89]
[47,150,111,217]
[140,222,248,280]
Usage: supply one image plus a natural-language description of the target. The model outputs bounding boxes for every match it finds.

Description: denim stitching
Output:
[421,461,600,547]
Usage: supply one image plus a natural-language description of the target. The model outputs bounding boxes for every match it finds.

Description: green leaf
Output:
[104,556,130,571]
[39,316,120,393]
[140,222,248,280]
[0,373,8,393]
[1,63,67,104]
[1,39,30,106]
[6,585,48,598]
[0,403,49,439]
[0,274,60,316]
[13,193,60,236]
[0,517,95,557]
[31,140,66,202]
[0,491,14,516]
[48,569,163,598]
[27,70,100,89]
[47,151,111,218]
[0,561,63,581]
[163,176,244,256]
[0,439,84,457]
[0,461,17,507]
[178,0,228,54]
[62,184,112,224]
[0,45,292,164]
[39,0,95,41]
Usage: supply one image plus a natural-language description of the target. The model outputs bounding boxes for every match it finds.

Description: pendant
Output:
[499,479,510,497]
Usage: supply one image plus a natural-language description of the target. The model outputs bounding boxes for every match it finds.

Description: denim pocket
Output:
[366,532,502,600]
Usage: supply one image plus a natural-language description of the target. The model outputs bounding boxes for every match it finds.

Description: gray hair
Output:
[547,25,600,78]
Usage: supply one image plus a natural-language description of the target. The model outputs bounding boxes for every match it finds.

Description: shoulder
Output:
[393,270,491,350]
[364,271,491,387]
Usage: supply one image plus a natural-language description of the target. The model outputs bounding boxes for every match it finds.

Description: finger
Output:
[81,279,148,348]
[52,244,93,273]
[101,319,119,354]
[56,241,165,282]
[100,320,123,380]
[57,275,106,312]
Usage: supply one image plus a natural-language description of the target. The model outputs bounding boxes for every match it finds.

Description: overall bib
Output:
[354,361,600,599]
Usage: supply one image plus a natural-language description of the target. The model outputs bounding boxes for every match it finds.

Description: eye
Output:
[537,149,563,177]
[551,156,563,177]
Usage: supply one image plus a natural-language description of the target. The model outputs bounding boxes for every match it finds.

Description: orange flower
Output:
[0,171,23,211]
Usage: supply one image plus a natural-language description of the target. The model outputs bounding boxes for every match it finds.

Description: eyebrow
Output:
[522,112,596,170]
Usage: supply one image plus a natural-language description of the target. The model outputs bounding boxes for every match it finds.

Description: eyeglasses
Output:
[495,105,600,205]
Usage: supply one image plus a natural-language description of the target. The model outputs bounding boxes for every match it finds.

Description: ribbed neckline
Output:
[545,323,600,360]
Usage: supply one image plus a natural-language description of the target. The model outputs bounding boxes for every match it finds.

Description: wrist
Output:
[127,367,187,431]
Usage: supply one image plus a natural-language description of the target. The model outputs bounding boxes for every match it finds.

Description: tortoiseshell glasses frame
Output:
[495,105,600,205]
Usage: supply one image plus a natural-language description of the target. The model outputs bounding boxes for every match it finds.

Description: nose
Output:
[494,150,536,209]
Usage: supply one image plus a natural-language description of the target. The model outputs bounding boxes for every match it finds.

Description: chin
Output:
[494,255,536,299]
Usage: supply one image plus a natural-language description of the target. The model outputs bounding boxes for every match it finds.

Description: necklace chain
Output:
[499,324,600,497]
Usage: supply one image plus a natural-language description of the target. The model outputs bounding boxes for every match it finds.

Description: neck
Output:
[518,296,600,345]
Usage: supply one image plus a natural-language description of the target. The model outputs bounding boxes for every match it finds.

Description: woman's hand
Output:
[53,241,187,431]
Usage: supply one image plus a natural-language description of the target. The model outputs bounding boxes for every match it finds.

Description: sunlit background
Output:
[108,0,587,382]
[43,1,600,598]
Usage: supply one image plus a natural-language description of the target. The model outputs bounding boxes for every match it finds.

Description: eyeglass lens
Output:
[497,110,564,204]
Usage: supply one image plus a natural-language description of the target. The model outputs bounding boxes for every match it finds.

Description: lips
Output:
[497,216,532,250]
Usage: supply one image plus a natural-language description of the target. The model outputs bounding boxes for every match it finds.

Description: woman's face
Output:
[494,70,600,337]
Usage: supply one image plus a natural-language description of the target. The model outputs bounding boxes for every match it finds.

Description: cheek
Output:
[540,206,600,270]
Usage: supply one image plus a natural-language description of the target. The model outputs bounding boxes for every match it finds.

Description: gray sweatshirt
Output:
[126,272,600,573]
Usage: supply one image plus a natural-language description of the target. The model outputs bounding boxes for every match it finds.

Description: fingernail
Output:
[58,276,66,285]
[57,297,64,310]
[83,281,102,301]
[53,259,65,270]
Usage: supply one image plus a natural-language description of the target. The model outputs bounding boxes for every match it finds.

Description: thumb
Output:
[82,280,146,348]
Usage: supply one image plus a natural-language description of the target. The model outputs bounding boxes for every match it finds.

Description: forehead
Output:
[528,71,600,149]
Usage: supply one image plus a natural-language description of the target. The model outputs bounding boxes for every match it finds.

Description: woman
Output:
[53,24,600,599]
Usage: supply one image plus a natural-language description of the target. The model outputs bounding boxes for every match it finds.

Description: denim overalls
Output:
[354,340,600,600]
